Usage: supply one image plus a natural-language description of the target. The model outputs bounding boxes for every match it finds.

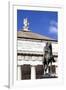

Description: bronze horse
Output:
[43,42,55,75]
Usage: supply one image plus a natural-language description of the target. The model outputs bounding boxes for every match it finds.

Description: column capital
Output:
[31,65,36,67]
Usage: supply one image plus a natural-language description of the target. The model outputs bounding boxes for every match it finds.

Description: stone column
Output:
[17,65,21,80]
[31,65,36,79]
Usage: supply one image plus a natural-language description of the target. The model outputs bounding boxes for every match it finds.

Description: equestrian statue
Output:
[43,42,55,76]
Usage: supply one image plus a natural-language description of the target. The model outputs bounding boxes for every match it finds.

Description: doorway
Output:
[21,64,31,80]
[36,65,44,79]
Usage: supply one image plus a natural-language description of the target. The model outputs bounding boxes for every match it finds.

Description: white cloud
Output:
[49,21,58,33]
[49,26,57,33]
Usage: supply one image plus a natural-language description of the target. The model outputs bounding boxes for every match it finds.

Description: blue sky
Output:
[17,10,58,40]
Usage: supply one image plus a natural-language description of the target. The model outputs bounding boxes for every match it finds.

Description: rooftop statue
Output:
[23,18,29,31]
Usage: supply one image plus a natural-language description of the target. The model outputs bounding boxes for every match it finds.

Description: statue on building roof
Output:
[23,18,29,31]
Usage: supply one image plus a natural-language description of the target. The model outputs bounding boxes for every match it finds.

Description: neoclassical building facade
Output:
[17,18,58,80]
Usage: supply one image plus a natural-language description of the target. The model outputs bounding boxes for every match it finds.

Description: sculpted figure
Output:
[43,42,55,75]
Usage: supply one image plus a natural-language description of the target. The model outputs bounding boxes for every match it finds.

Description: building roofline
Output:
[17,36,57,42]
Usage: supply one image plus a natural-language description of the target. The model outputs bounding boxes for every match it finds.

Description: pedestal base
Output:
[41,73,58,78]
